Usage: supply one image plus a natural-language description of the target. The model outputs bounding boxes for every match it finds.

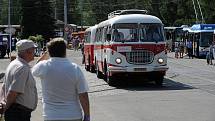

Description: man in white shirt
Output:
[32,38,90,121]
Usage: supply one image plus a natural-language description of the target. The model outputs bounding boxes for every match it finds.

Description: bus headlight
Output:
[158,58,164,64]
[115,58,122,64]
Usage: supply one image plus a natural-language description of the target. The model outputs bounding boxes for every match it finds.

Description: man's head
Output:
[47,37,67,58]
[16,39,37,62]
[16,39,37,52]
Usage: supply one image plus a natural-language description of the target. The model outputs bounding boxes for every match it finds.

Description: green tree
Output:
[90,0,108,23]
[201,0,215,24]
[11,0,22,24]
[81,0,96,25]
[0,0,22,25]
[55,0,82,25]
[21,0,56,40]
[2,0,215,29]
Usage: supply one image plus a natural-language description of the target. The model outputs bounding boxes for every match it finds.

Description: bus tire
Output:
[155,75,164,86]
[90,57,96,73]
[96,61,103,79]
[104,63,116,86]
[90,65,96,73]
[86,56,91,71]
[107,76,116,86]
[84,61,90,71]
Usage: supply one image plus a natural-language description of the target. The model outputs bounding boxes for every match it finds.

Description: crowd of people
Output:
[174,40,215,65]
[0,38,90,121]
[68,36,82,51]
[174,40,192,59]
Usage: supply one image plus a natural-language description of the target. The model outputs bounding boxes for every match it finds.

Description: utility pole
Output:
[192,0,205,24]
[196,0,205,23]
[192,0,199,23]
[80,0,83,31]
[64,0,68,41]
[0,0,2,22]
[8,0,12,60]
[54,0,57,19]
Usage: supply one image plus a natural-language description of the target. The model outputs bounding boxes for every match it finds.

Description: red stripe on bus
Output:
[94,44,165,54]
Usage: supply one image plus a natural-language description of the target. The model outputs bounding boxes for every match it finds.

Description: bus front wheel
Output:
[104,63,117,86]
[96,62,103,79]
[155,75,164,86]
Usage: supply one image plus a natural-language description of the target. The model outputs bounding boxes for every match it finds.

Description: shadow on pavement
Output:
[114,78,195,91]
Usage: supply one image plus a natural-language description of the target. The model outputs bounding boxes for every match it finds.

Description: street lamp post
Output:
[8,0,12,60]
[54,0,57,19]
[64,0,68,41]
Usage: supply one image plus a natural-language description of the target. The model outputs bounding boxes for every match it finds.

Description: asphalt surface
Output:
[1,50,215,121]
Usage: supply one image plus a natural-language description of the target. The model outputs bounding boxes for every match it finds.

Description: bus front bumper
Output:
[108,65,169,73]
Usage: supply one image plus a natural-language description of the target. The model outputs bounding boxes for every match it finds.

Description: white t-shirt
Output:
[32,57,89,120]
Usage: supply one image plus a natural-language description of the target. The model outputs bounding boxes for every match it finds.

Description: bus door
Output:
[100,27,107,72]
[197,32,213,57]
[214,30,215,42]
[95,28,103,71]
[191,33,200,57]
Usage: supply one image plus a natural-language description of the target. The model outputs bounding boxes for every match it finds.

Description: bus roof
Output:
[108,9,148,19]
[98,14,163,28]
[85,25,97,32]
[84,25,97,41]
[189,24,215,33]
[164,27,183,30]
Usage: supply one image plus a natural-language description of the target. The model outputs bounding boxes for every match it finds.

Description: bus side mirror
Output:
[107,34,111,41]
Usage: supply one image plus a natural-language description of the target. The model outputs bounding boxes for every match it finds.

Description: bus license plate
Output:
[134,68,146,71]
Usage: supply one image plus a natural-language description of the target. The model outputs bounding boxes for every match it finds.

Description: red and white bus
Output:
[94,10,168,86]
[83,25,97,72]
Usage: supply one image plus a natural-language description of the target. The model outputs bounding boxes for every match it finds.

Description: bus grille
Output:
[125,50,154,64]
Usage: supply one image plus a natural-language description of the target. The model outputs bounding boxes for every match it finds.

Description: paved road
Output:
[1,50,215,121]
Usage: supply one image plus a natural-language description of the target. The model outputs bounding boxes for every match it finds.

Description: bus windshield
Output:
[112,23,139,42]
[200,32,213,47]
[139,24,164,42]
[112,23,164,42]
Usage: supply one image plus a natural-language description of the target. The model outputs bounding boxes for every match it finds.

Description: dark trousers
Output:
[187,48,193,58]
[4,103,32,121]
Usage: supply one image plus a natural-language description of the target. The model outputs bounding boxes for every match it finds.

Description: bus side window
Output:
[107,34,111,41]
[113,29,119,41]
[118,32,124,41]
[106,26,111,41]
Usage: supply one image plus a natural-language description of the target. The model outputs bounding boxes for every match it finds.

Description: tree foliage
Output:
[55,0,82,25]
[81,0,215,26]
[1,0,215,29]
[28,35,44,42]
[0,0,22,25]
[21,0,56,40]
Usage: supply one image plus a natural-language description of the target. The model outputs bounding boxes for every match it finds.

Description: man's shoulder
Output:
[9,60,27,70]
